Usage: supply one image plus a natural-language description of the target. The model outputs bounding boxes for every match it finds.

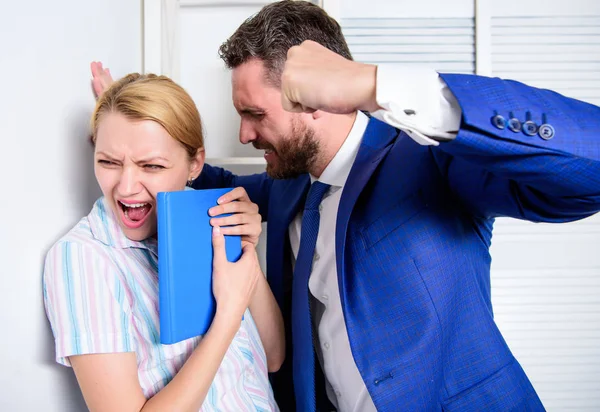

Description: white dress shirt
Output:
[288,67,462,412]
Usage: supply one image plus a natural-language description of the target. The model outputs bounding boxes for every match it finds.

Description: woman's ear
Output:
[189,147,205,180]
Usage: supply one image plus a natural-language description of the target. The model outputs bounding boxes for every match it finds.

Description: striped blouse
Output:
[43,196,278,411]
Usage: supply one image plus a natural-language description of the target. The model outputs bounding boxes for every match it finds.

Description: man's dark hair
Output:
[219,0,353,86]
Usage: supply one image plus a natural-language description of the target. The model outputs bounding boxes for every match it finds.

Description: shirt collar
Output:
[311,111,369,188]
[88,196,157,253]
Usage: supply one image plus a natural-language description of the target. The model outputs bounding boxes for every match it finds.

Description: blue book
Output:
[157,188,242,345]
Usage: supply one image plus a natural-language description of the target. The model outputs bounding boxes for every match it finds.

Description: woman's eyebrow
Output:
[95,151,119,160]
[134,155,170,163]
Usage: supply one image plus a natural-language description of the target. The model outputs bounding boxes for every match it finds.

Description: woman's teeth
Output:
[119,201,149,208]
[118,200,152,222]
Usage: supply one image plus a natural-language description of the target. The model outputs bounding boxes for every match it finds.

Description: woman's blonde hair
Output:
[91,73,204,159]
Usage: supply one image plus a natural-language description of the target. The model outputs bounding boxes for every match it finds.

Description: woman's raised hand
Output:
[91,61,114,98]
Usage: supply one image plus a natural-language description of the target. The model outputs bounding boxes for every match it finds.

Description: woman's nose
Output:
[117,167,142,196]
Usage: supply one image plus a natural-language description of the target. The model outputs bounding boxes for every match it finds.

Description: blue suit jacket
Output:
[195,74,600,411]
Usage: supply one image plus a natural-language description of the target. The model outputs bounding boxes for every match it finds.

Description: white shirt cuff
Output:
[370,65,462,146]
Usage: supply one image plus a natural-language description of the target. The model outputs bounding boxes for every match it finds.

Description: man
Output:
[200,1,600,410]
[92,1,600,410]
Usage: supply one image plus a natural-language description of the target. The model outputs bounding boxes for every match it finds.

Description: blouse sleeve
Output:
[42,240,135,366]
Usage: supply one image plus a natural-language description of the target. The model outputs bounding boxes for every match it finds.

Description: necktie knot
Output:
[305,181,331,211]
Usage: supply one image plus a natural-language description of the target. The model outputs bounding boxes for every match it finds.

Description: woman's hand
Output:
[211,226,260,321]
[208,187,262,247]
[91,61,114,98]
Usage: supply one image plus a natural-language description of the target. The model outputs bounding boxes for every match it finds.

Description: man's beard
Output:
[253,119,320,180]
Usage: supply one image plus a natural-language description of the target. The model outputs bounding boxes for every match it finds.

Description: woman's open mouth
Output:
[118,200,153,229]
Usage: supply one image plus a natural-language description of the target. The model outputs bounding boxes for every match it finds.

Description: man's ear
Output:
[190,147,206,179]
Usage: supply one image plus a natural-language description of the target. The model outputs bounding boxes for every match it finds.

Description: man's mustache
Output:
[252,140,276,152]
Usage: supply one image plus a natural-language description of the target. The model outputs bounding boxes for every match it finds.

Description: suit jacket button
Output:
[523,120,538,136]
[538,124,555,140]
[508,118,522,133]
[491,114,506,129]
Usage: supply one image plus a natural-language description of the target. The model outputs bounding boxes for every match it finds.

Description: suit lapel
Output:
[267,117,399,309]
[267,175,311,309]
[335,118,400,307]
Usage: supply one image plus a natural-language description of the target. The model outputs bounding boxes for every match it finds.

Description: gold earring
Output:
[187,176,194,187]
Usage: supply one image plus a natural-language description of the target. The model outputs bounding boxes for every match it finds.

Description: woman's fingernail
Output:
[213,226,221,235]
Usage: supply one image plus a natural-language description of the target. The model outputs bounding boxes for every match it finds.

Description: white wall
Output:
[0,1,141,410]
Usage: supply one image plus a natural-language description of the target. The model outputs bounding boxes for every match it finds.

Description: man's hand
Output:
[208,187,262,248]
[91,61,114,98]
[281,40,380,114]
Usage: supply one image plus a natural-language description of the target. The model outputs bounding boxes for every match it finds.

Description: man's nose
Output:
[239,119,257,145]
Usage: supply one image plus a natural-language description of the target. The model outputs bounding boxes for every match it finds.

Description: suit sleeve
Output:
[193,164,275,221]
[432,73,600,222]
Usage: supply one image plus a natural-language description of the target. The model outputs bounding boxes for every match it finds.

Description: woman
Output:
[43,73,284,411]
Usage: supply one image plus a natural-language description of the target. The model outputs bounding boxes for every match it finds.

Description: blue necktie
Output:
[292,181,331,412]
